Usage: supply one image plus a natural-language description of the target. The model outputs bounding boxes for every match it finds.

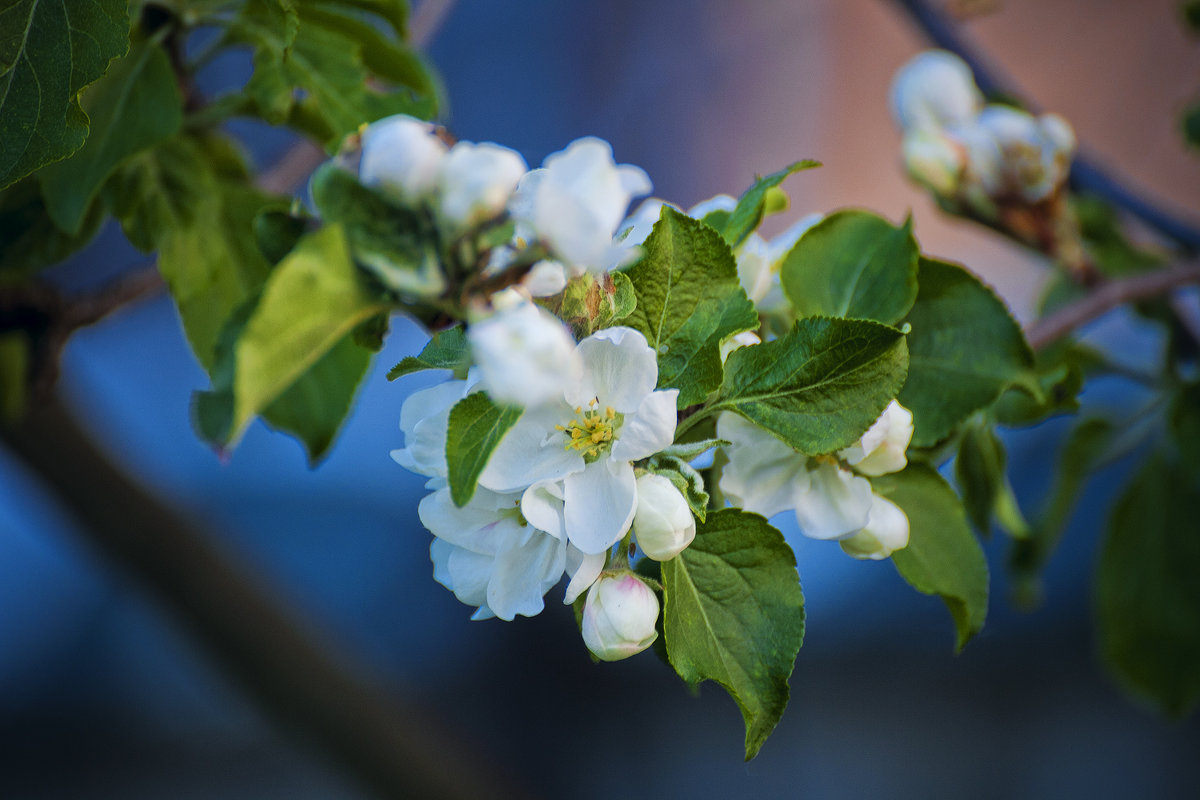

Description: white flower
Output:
[901,129,965,195]
[840,493,910,560]
[359,114,447,201]
[468,298,581,407]
[479,326,679,555]
[510,137,652,273]
[972,106,1075,202]
[719,331,760,364]
[632,473,696,561]
[791,460,874,540]
[889,50,982,133]
[436,141,527,230]
[616,197,672,248]
[732,213,822,313]
[838,400,914,477]
[687,194,737,219]
[580,572,660,661]
[390,376,472,479]
[521,260,569,297]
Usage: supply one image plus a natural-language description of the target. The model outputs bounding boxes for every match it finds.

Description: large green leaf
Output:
[720,161,821,248]
[623,207,759,406]
[779,210,918,325]
[37,36,181,235]
[0,0,129,188]
[873,463,989,651]
[231,224,385,439]
[715,317,908,455]
[661,509,805,760]
[1097,455,1200,716]
[898,258,1033,447]
[0,176,106,276]
[445,392,523,507]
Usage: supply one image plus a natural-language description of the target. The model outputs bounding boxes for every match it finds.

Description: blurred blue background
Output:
[2,1,1199,797]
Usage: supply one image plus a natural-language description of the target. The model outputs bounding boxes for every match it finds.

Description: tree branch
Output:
[0,398,528,800]
[889,0,1200,252]
[1025,262,1200,350]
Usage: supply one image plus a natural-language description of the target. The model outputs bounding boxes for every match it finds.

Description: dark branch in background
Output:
[890,0,1200,252]
[1025,262,1200,350]
[0,400,525,800]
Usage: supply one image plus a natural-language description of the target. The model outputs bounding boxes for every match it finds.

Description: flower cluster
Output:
[890,50,1075,208]
[719,401,914,560]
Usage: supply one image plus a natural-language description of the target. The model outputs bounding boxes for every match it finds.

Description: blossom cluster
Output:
[890,50,1076,208]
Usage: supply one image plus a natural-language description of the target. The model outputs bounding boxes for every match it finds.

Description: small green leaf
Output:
[0,177,106,276]
[254,206,310,265]
[955,421,1029,538]
[231,224,385,440]
[309,163,444,296]
[645,454,710,522]
[445,392,522,507]
[722,161,821,248]
[661,509,805,759]
[37,37,182,235]
[0,0,130,189]
[716,317,909,455]
[899,258,1033,447]
[1097,455,1200,716]
[779,210,918,325]
[623,207,759,406]
[387,325,470,380]
[873,463,989,652]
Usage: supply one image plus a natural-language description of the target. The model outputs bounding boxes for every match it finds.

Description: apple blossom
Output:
[632,473,696,561]
[889,50,982,133]
[580,572,660,661]
[839,493,910,561]
[838,400,914,477]
[479,326,679,555]
[436,140,527,230]
[901,129,964,195]
[359,114,447,201]
[467,297,582,407]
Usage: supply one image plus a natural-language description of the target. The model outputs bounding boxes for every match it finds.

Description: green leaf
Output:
[0,331,29,422]
[1186,0,1200,32]
[779,210,918,325]
[991,342,1096,427]
[721,161,821,248]
[1169,382,1200,478]
[661,509,805,760]
[445,392,522,507]
[716,317,909,455]
[873,463,989,651]
[309,163,443,297]
[0,0,130,189]
[1097,455,1200,716]
[954,421,1029,538]
[0,177,106,276]
[37,37,181,235]
[645,454,710,523]
[657,437,730,462]
[254,205,310,265]
[898,258,1033,448]
[387,325,470,380]
[623,207,759,406]
[231,223,385,440]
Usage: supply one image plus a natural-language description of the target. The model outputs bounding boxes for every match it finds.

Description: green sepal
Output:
[644,454,710,523]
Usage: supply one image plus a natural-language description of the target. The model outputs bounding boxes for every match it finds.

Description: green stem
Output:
[674,401,721,440]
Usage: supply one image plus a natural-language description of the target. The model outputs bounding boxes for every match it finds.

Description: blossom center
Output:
[558,399,621,461]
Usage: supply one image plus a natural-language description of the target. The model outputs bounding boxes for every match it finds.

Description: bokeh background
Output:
[2,0,1199,797]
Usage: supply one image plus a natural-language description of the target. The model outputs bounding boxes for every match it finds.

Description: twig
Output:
[889,0,1200,252]
[0,399,528,800]
[1025,262,1200,350]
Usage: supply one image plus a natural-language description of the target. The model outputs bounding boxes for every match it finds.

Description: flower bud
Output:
[839,400,914,477]
[901,130,964,196]
[468,299,581,407]
[437,141,527,230]
[633,473,696,561]
[889,50,982,133]
[840,493,910,560]
[359,114,447,201]
[581,572,660,661]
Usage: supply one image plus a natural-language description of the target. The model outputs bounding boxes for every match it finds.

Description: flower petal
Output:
[717,412,807,519]
[792,462,873,540]
[563,458,637,554]
[611,389,679,463]
[521,480,566,540]
[418,487,517,553]
[564,547,606,604]
[478,402,584,492]
[568,326,658,413]
[487,529,566,621]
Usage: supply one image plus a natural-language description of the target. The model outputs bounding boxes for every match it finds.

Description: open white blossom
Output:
[468,298,581,408]
[390,376,472,479]
[889,50,982,133]
[838,400,914,477]
[479,326,679,555]
[510,137,651,273]
[580,572,660,661]
[734,212,822,313]
[436,141,527,230]
[632,473,696,561]
[359,114,447,201]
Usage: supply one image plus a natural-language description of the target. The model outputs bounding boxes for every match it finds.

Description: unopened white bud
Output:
[890,50,982,133]
[839,400,914,477]
[581,572,660,661]
[633,473,696,561]
[437,141,527,230]
[360,115,447,201]
[840,493,910,560]
[902,130,964,196]
[468,300,581,407]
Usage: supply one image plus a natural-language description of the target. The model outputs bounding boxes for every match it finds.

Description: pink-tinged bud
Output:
[581,572,659,661]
